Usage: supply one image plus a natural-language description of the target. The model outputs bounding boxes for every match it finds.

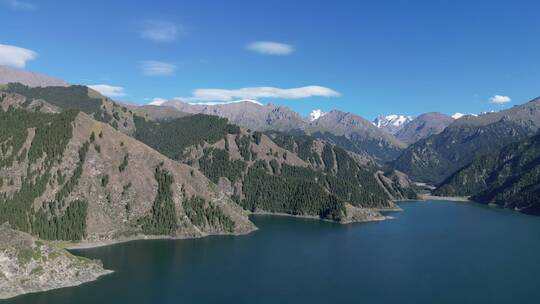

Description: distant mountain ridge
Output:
[162,100,406,162]
[394,112,454,144]
[434,133,540,215]
[393,97,540,184]
[0,65,68,87]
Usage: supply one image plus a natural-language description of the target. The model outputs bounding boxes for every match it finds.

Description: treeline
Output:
[133,114,240,160]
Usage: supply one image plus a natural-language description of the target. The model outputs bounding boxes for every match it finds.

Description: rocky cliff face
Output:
[0,224,112,299]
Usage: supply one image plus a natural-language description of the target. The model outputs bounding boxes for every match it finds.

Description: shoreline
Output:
[67,207,398,250]
[65,228,256,250]
[420,194,470,202]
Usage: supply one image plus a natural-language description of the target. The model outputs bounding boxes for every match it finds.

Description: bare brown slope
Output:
[0,66,69,87]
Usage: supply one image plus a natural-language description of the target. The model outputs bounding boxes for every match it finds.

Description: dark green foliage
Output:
[0,109,89,240]
[32,200,88,241]
[139,166,178,235]
[253,131,262,145]
[118,153,129,172]
[133,114,240,160]
[394,120,532,184]
[198,148,246,183]
[0,108,75,168]
[89,132,96,143]
[183,196,235,232]
[328,146,389,207]
[101,175,109,187]
[235,135,252,161]
[321,143,334,171]
[435,133,540,215]
[54,141,89,203]
[268,132,322,165]
[269,159,279,174]
[5,83,102,114]
[241,166,346,221]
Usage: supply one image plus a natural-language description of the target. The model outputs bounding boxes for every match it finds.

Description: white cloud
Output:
[4,0,35,10]
[176,86,340,102]
[141,20,178,42]
[247,41,294,55]
[88,84,126,97]
[489,95,511,104]
[0,44,37,68]
[140,60,176,76]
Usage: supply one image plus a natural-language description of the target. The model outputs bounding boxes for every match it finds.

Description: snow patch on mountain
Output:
[148,97,167,106]
[452,112,478,119]
[309,109,327,121]
[372,114,414,134]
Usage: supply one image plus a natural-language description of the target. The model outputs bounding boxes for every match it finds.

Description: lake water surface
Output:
[5,201,540,304]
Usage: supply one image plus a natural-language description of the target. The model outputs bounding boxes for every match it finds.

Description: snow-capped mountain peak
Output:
[372,114,414,134]
[309,109,327,121]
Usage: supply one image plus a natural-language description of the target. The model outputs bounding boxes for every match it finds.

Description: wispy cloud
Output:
[175,85,340,102]
[140,60,176,76]
[141,20,178,42]
[3,0,36,10]
[247,41,294,55]
[0,44,37,68]
[88,84,126,97]
[489,95,511,104]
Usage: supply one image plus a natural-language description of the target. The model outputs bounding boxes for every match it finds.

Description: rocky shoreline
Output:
[0,224,113,300]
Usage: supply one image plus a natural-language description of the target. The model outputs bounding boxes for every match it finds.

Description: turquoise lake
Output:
[4,201,540,304]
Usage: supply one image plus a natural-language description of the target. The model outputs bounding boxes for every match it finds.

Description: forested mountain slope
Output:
[393,97,540,184]
[133,114,416,222]
[1,83,416,226]
[161,100,406,163]
[434,134,540,215]
[0,93,254,243]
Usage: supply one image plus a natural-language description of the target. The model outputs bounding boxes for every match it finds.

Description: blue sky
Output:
[1,0,539,119]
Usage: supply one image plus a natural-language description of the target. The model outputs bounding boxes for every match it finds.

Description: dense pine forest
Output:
[0,107,88,241]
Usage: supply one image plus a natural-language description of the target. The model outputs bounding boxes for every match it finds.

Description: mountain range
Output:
[393,97,540,184]
[2,65,540,298]
[0,68,415,244]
